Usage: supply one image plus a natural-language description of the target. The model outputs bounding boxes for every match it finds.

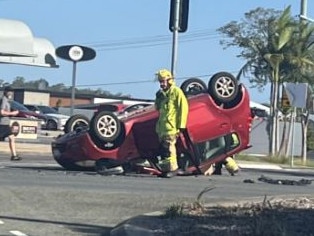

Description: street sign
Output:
[56,45,96,62]
[56,44,96,116]
[283,82,308,109]
[281,89,291,108]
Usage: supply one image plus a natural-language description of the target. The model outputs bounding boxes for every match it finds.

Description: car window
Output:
[38,105,58,114]
[122,103,151,114]
[181,133,240,169]
[25,105,35,111]
[10,101,30,111]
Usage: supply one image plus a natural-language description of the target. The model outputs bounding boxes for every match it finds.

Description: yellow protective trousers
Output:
[159,134,178,172]
[225,157,239,174]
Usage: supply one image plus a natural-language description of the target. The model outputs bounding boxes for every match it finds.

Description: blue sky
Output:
[0,0,313,103]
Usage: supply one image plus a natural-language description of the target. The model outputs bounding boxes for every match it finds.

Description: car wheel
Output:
[46,120,57,130]
[208,72,239,103]
[90,123,125,151]
[180,78,207,96]
[64,114,90,133]
[89,111,121,142]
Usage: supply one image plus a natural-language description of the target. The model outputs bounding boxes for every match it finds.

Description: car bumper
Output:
[51,130,130,164]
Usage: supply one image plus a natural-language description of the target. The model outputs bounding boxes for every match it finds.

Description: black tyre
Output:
[46,120,57,130]
[89,111,121,142]
[208,72,239,103]
[64,114,90,133]
[180,78,207,96]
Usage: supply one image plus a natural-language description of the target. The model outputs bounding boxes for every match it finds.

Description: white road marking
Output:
[0,220,4,224]
[9,231,28,236]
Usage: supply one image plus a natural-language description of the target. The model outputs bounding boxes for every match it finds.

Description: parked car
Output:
[10,100,47,128]
[24,104,70,130]
[51,71,253,176]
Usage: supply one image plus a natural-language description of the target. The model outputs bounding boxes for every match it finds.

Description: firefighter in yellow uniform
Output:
[155,69,189,178]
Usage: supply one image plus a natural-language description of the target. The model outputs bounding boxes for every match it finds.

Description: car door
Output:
[186,95,232,143]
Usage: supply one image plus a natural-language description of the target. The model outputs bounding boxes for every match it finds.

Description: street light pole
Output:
[70,61,77,116]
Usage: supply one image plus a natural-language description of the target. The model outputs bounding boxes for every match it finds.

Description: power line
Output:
[82,29,220,51]
[75,70,239,88]
[69,29,230,88]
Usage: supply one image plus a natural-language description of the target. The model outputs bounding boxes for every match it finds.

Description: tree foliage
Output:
[218,7,282,90]
[217,7,314,90]
[4,76,131,98]
[218,6,314,159]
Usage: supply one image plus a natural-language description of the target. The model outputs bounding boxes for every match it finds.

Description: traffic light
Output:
[169,0,189,33]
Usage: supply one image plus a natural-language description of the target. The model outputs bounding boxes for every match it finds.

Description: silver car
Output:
[24,104,70,130]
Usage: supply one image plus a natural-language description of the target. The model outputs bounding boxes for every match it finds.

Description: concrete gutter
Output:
[238,161,283,170]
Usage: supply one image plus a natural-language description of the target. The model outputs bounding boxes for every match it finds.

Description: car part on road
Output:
[258,175,312,186]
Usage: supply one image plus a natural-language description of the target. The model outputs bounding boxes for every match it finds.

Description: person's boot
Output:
[11,155,22,161]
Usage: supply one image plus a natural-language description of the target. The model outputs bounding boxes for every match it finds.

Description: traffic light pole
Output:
[170,0,180,77]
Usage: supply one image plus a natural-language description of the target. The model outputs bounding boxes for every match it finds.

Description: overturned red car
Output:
[51,71,253,176]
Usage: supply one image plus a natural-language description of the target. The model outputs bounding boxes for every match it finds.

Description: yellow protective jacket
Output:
[155,85,189,137]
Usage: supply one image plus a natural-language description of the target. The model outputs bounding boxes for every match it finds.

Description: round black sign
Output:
[56,45,96,62]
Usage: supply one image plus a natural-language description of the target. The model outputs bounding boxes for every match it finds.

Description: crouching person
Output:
[204,157,239,176]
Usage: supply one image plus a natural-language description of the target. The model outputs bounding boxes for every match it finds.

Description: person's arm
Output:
[0,100,19,117]
[176,88,189,130]
[0,108,18,117]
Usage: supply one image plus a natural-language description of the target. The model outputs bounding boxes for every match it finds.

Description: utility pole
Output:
[290,0,308,167]
[300,0,307,21]
[170,0,180,77]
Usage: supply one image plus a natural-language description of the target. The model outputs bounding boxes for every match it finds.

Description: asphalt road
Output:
[0,135,314,236]
[0,157,314,235]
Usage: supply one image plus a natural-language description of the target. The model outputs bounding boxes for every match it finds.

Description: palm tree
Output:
[259,7,295,156]
[282,20,314,163]
[218,6,314,158]
[267,8,314,160]
[258,6,314,157]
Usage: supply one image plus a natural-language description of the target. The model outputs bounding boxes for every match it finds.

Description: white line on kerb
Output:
[9,231,28,236]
